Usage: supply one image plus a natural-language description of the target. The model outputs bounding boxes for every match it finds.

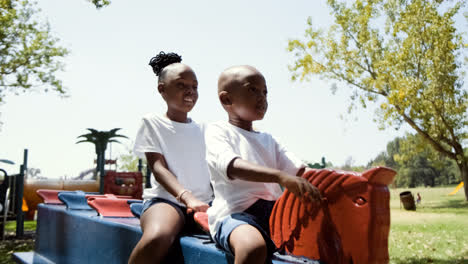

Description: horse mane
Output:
[303,169,368,202]
[270,167,395,263]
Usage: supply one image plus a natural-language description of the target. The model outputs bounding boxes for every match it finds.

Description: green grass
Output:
[4,221,37,232]
[389,186,468,264]
[0,221,36,264]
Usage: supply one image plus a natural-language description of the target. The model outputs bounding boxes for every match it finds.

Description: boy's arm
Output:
[228,158,321,202]
[145,152,209,212]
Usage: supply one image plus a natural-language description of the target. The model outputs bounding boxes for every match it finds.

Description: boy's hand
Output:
[181,192,210,214]
[279,173,322,203]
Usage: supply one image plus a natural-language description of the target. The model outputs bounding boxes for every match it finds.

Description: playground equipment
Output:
[23,179,99,220]
[449,182,464,195]
[0,150,28,239]
[13,167,396,264]
[270,167,396,264]
[23,166,144,220]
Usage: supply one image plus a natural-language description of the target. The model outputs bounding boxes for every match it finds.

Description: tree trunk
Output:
[99,152,105,194]
[459,161,468,201]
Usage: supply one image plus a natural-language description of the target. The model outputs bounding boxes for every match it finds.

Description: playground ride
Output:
[449,182,464,195]
[270,167,395,264]
[22,166,143,220]
[1,151,28,240]
[23,179,99,220]
[13,167,396,264]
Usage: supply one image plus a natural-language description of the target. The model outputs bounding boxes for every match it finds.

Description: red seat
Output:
[87,197,135,217]
[36,189,63,204]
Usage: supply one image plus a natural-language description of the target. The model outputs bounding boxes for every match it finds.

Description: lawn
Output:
[0,221,36,264]
[389,186,468,264]
[0,186,466,264]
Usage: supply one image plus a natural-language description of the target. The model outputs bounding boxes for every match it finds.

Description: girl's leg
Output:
[229,224,267,264]
[128,203,184,264]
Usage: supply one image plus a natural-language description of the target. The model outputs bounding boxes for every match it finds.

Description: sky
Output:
[3,0,462,178]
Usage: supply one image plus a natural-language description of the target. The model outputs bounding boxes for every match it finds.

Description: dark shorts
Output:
[141,197,199,234]
[213,199,277,256]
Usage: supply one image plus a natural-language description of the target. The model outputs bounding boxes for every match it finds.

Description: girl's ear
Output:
[219,91,232,106]
[158,83,165,94]
[158,83,167,100]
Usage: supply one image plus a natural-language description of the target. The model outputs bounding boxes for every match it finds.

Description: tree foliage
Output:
[88,0,110,9]
[77,128,127,191]
[0,0,69,104]
[289,0,468,199]
[368,133,460,188]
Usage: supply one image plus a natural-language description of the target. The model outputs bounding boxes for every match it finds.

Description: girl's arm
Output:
[145,152,209,212]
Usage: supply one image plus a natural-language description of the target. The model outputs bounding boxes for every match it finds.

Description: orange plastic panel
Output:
[87,197,134,217]
[270,167,396,264]
[36,189,63,204]
[104,171,143,199]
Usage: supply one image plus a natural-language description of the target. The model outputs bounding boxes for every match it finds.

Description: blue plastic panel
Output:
[57,191,93,210]
[15,203,321,264]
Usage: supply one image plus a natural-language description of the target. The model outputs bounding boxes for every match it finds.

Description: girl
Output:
[128,52,213,264]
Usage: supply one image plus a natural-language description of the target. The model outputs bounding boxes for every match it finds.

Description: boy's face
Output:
[228,69,268,122]
[159,64,198,115]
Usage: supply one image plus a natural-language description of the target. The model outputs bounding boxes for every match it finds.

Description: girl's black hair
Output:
[148,51,182,76]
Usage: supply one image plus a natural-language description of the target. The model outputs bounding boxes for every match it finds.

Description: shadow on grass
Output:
[391,257,468,264]
[432,198,468,210]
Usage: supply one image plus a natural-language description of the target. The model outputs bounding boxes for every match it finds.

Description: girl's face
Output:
[159,64,198,122]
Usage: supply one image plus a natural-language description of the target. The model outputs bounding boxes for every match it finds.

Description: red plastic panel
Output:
[104,171,143,199]
[36,189,63,204]
[194,212,210,233]
[87,197,134,217]
[85,194,132,200]
[270,167,396,264]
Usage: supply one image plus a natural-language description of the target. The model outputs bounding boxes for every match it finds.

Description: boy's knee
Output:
[229,225,267,259]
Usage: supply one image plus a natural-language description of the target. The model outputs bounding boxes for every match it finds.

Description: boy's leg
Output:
[229,224,267,264]
[128,202,184,264]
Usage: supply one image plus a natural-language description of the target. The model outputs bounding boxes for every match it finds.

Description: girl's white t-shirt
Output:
[133,113,213,205]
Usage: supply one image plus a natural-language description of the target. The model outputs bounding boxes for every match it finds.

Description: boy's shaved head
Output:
[218,65,263,93]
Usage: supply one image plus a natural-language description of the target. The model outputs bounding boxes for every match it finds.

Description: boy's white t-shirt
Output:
[133,113,213,205]
[205,121,305,237]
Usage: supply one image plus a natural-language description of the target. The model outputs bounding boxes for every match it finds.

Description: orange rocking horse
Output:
[270,167,396,264]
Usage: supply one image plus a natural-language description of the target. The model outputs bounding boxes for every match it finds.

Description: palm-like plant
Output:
[77,128,127,193]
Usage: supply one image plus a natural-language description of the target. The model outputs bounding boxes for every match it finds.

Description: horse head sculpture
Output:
[270,167,396,264]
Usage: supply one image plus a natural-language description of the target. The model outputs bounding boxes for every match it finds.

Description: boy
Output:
[205,65,321,264]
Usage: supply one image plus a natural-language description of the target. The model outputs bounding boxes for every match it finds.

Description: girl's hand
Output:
[180,191,210,213]
[279,173,322,203]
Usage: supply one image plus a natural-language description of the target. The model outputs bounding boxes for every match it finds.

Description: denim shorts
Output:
[141,197,199,233]
[213,199,277,256]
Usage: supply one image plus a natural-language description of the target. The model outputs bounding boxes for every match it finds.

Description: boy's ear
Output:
[219,91,232,106]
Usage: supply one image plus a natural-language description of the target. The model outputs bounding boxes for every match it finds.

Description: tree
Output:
[88,0,110,9]
[77,128,127,193]
[117,144,145,172]
[0,0,69,104]
[0,0,110,107]
[289,0,468,199]
[368,133,460,187]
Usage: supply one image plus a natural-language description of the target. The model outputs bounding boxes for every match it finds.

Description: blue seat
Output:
[13,203,321,264]
[58,191,93,210]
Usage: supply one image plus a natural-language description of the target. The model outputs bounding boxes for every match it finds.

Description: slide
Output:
[448,182,464,195]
